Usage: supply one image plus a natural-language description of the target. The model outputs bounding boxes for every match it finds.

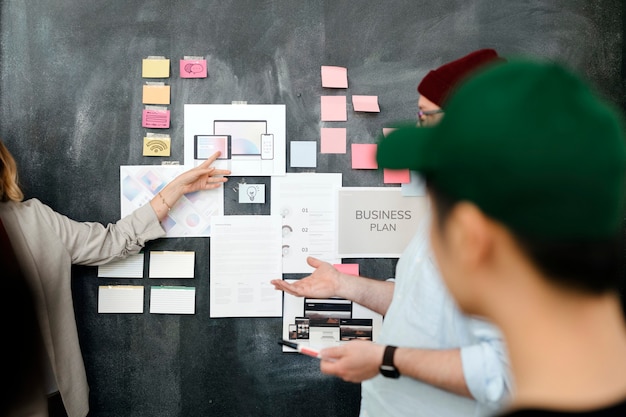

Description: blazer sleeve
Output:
[29,199,166,266]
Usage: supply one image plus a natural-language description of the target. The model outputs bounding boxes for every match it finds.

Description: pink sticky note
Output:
[320,127,347,154]
[384,169,411,184]
[142,108,171,129]
[321,96,347,121]
[334,263,359,276]
[180,59,207,78]
[321,66,348,88]
[382,127,396,137]
[351,143,378,169]
[352,95,380,112]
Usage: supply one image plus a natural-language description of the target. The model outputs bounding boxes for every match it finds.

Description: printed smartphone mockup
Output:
[295,317,310,340]
[194,135,231,160]
[261,133,274,160]
[288,324,297,340]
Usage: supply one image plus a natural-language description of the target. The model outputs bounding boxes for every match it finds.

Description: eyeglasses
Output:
[417,109,443,127]
[417,109,444,127]
[418,109,444,118]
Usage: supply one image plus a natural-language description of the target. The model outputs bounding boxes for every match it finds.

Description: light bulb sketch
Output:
[247,185,257,201]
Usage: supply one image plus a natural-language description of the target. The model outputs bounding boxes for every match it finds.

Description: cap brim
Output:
[376,122,435,172]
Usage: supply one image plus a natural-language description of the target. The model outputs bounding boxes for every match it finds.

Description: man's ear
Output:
[449,202,495,269]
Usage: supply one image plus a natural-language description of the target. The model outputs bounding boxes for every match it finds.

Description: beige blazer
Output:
[0,199,165,417]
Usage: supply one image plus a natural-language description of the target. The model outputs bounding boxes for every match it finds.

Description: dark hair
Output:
[427,179,624,295]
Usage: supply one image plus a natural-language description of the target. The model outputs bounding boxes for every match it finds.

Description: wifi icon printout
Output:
[143,136,171,156]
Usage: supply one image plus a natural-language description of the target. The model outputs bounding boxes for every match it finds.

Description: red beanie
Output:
[418,49,505,107]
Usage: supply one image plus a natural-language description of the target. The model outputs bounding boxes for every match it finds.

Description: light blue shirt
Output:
[360,213,511,417]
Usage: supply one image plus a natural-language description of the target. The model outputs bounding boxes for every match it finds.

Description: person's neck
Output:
[497,286,626,412]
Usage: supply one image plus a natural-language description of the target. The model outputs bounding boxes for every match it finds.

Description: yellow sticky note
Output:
[142,84,170,105]
[142,58,170,78]
[143,136,171,156]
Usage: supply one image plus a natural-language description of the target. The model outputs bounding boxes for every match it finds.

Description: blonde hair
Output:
[0,140,24,202]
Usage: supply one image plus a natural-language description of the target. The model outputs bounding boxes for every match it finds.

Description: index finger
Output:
[204,151,222,165]
[194,154,219,171]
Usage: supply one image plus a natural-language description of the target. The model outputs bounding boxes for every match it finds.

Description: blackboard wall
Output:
[1,1,624,416]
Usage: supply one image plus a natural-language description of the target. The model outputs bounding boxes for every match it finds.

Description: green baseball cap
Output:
[377,59,626,239]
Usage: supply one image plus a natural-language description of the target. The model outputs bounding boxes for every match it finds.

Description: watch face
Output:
[380,365,400,378]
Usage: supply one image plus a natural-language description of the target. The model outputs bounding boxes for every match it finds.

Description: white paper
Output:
[98,285,144,313]
[98,254,144,278]
[149,251,195,278]
[184,104,286,176]
[271,173,342,273]
[281,279,383,352]
[120,165,224,237]
[149,286,196,314]
[209,215,283,317]
[337,187,428,257]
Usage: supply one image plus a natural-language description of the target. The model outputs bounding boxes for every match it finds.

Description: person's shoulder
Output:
[2,198,56,219]
[9,198,48,210]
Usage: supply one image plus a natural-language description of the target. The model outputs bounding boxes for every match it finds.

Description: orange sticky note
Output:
[384,169,411,184]
[320,128,347,154]
[351,144,378,169]
[321,96,347,121]
[321,66,348,88]
[142,84,170,105]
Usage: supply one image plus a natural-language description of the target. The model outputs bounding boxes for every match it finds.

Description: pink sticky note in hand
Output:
[321,66,348,88]
[142,108,171,129]
[352,95,380,112]
[384,169,411,184]
[351,144,378,169]
[321,96,347,121]
[334,263,359,276]
[320,128,347,154]
[180,59,207,78]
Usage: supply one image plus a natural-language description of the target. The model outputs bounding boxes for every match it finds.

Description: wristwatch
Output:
[379,345,400,378]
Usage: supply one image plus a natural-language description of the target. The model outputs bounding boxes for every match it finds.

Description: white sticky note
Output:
[149,251,195,278]
[98,254,144,278]
[150,286,196,314]
[98,286,144,313]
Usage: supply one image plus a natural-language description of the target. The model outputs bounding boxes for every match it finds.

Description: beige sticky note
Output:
[142,58,170,78]
[142,84,170,105]
[143,136,171,156]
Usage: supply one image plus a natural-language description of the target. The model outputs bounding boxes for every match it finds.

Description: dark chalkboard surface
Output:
[1,1,624,416]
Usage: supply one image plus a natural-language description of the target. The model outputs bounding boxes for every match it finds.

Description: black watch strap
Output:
[379,345,400,378]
